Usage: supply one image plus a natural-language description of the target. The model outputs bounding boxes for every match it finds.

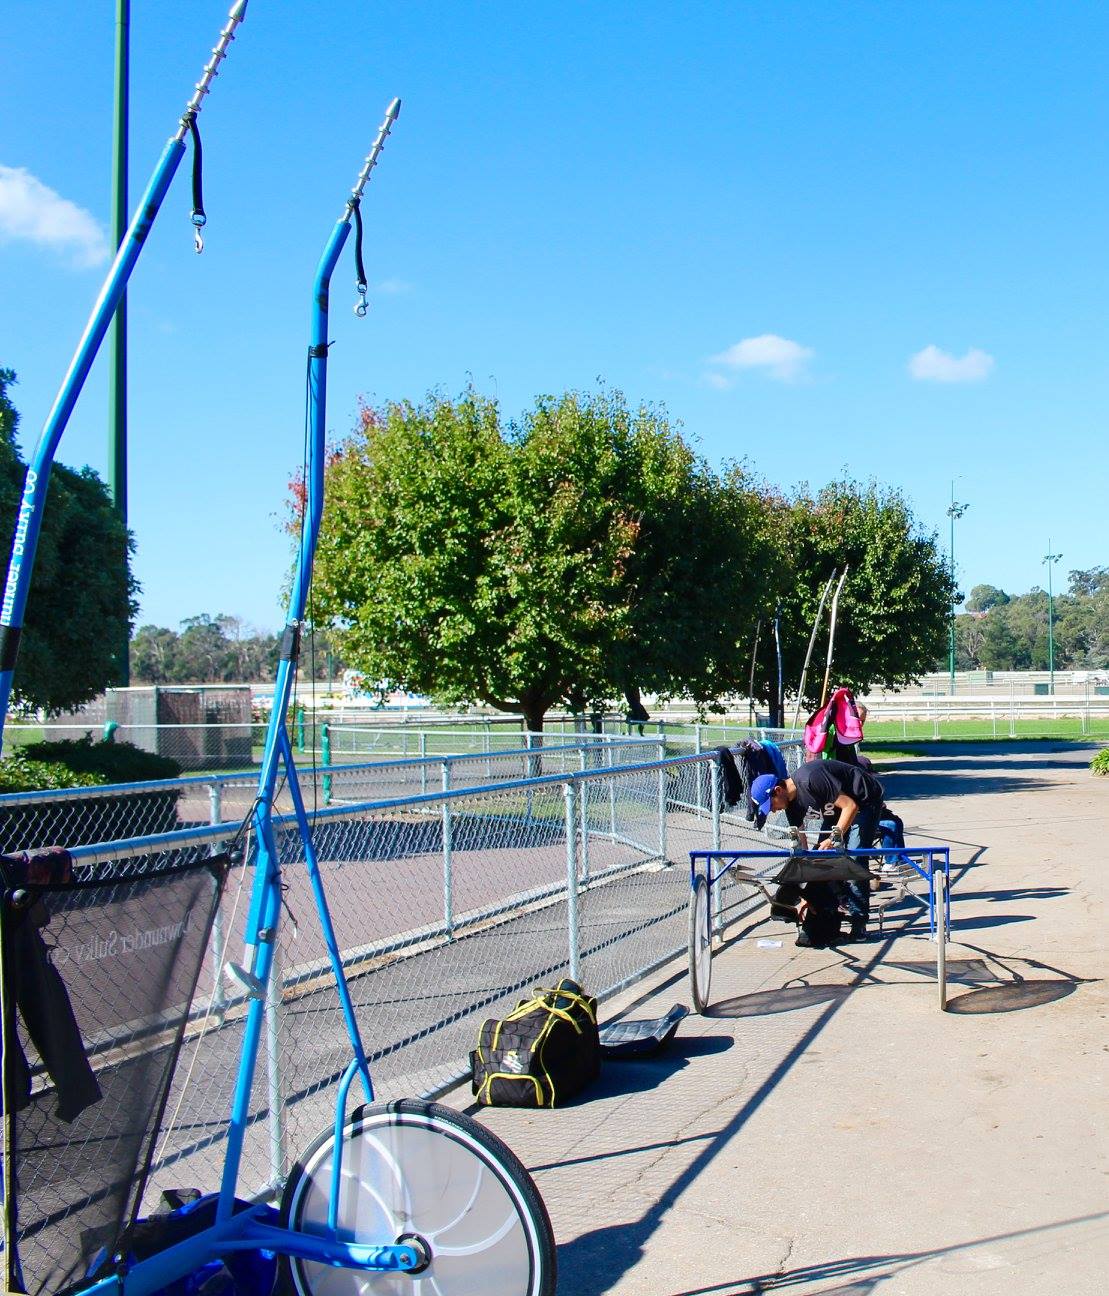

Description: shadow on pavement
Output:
[945,979,1080,1013]
[559,1209,1108,1296]
[882,771,1056,800]
[706,984,854,1017]
[573,1036,734,1101]
[953,886,1068,902]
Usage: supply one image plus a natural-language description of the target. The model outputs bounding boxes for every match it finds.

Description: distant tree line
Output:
[304,386,955,729]
[953,569,1108,671]
[1,368,136,715]
[130,615,342,685]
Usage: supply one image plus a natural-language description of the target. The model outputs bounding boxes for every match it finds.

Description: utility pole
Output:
[1043,541,1062,694]
[947,482,969,695]
[109,0,131,684]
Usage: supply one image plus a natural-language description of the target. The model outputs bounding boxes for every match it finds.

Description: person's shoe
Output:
[848,921,868,942]
[795,929,820,948]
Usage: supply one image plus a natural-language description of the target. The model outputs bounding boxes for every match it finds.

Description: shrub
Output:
[17,736,181,784]
[1092,748,1109,777]
[0,752,109,794]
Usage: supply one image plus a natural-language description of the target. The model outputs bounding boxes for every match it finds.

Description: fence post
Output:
[295,704,305,752]
[657,760,668,864]
[208,781,227,1019]
[578,751,590,884]
[1083,683,1090,737]
[710,755,722,935]
[694,724,705,814]
[607,737,617,841]
[563,781,580,981]
[265,934,287,1191]
[1009,683,1017,738]
[420,731,428,793]
[441,762,454,940]
[991,700,997,739]
[321,723,332,806]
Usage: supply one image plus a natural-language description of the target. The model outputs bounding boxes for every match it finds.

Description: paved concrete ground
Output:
[461,743,1108,1295]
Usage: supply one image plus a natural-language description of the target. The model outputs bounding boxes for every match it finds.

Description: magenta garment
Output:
[803,687,863,755]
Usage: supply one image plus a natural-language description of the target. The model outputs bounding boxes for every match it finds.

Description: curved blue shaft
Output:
[0,140,185,744]
[220,212,364,1216]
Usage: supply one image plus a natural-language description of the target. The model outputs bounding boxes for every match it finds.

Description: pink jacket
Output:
[804,687,863,756]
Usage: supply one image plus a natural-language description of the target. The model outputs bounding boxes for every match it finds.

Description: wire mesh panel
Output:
[0,786,186,856]
[8,741,806,1223]
[0,850,224,1296]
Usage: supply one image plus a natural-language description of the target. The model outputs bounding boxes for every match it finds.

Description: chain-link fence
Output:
[0,738,662,855]
[7,737,802,1237]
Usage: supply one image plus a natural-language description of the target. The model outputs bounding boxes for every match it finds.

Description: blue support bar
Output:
[0,141,184,735]
[0,0,250,748]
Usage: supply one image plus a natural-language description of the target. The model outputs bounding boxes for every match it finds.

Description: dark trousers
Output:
[839,803,878,923]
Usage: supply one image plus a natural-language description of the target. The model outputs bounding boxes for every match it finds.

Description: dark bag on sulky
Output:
[471,978,600,1108]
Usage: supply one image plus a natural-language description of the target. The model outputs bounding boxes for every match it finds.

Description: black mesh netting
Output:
[1,853,226,1296]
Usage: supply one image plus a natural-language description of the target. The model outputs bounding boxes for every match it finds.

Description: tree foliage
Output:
[965,583,1010,613]
[751,480,954,722]
[308,387,775,730]
[0,368,137,713]
[954,567,1109,671]
[129,614,339,684]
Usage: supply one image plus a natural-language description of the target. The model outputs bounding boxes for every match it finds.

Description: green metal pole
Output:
[1044,541,1062,694]
[321,722,332,805]
[947,484,968,696]
[109,0,131,685]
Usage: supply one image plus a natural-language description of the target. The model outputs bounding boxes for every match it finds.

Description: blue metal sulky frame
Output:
[88,101,407,1295]
[690,846,952,939]
[688,845,953,1012]
[3,85,420,1290]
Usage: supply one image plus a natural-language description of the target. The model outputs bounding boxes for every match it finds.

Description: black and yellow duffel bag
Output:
[471,978,600,1107]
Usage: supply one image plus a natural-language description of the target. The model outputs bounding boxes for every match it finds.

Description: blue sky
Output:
[2,1,1106,632]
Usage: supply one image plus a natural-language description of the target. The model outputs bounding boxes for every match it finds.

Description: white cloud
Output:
[702,371,732,390]
[0,165,109,267]
[707,333,814,383]
[908,344,994,383]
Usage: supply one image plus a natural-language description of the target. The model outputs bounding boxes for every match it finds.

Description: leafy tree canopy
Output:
[965,583,1010,613]
[307,387,776,730]
[129,615,337,684]
[0,368,137,714]
[752,479,954,721]
[954,572,1109,672]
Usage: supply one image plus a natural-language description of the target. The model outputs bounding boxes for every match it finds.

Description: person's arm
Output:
[816,794,859,849]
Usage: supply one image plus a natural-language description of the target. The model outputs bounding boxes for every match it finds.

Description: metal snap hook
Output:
[192,212,207,255]
[354,282,369,317]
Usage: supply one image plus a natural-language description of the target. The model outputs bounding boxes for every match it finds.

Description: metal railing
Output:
[860,692,1109,739]
[40,737,802,1208]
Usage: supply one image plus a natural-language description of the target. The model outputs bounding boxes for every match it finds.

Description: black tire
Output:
[688,874,712,1013]
[280,1098,556,1296]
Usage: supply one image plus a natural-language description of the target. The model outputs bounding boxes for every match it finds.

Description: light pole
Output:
[1043,541,1062,694]
[947,482,969,695]
[109,0,131,685]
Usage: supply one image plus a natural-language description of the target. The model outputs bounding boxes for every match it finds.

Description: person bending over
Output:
[750,758,885,945]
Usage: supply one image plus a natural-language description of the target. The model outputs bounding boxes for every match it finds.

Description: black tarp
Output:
[1,852,225,1296]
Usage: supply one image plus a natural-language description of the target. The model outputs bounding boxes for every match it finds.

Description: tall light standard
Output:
[947,482,969,695]
[1043,541,1063,694]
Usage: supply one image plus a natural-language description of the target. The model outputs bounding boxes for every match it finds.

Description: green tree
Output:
[979,605,1028,669]
[130,615,283,684]
[0,368,137,713]
[965,583,1010,613]
[757,480,954,721]
[130,624,179,682]
[308,387,774,731]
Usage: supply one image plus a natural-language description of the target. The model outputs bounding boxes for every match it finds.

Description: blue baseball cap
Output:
[750,773,781,816]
